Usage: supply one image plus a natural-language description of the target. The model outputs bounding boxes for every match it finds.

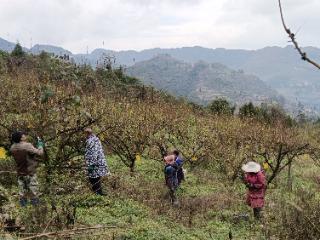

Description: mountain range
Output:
[1,37,319,113]
[81,46,320,112]
[126,54,283,106]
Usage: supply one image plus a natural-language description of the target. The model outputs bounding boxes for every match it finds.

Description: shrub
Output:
[11,43,25,57]
[269,188,320,239]
[208,98,235,115]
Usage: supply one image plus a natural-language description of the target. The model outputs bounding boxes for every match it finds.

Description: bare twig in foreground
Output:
[19,225,117,240]
[278,0,320,69]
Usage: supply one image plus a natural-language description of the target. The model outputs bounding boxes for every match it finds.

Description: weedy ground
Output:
[1,156,319,240]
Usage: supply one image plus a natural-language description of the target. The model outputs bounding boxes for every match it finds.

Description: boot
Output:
[19,198,28,207]
[253,208,262,220]
[30,198,40,206]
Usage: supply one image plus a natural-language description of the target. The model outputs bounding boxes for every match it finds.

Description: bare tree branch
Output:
[19,225,117,240]
[278,0,320,69]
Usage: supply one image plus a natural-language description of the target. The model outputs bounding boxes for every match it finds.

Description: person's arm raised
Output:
[26,142,44,156]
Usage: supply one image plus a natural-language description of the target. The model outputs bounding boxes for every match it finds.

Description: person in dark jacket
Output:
[10,131,44,206]
[84,128,109,195]
[242,161,266,219]
[163,154,179,205]
[173,150,184,186]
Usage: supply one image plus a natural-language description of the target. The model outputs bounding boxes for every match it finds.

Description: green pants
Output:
[18,175,39,198]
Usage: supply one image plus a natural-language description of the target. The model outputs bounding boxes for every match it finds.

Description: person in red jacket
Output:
[241,161,266,219]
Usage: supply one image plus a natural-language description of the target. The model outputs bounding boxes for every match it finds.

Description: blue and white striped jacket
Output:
[85,134,108,178]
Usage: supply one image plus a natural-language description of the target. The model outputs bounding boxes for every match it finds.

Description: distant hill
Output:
[0,38,16,52]
[1,37,319,112]
[70,45,320,112]
[0,38,71,56]
[126,54,284,106]
[30,44,72,56]
[78,46,320,112]
[0,38,29,52]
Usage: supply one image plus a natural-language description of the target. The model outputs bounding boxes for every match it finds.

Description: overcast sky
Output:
[0,0,319,53]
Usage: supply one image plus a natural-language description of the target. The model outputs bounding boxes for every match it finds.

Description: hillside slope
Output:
[77,46,320,111]
[0,49,318,240]
[127,54,284,105]
[1,37,319,111]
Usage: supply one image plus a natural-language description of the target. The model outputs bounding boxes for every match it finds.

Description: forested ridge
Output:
[126,54,283,106]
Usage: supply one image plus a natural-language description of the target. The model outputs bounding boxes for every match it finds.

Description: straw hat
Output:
[241,161,261,173]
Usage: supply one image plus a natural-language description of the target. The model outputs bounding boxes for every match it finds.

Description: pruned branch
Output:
[19,225,117,240]
[45,116,100,142]
[278,0,320,69]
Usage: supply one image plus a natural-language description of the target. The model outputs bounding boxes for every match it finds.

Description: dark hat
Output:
[11,131,25,143]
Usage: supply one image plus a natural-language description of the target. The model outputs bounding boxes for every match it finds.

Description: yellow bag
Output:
[0,147,7,160]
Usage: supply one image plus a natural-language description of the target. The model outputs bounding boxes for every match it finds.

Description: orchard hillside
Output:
[1,47,320,239]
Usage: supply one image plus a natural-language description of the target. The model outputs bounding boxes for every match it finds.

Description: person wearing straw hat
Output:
[242,161,266,219]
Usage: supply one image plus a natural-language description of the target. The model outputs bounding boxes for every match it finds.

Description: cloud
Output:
[215,0,320,48]
[120,0,203,7]
[0,0,319,53]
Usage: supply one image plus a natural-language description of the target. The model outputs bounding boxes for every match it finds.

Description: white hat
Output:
[241,161,261,173]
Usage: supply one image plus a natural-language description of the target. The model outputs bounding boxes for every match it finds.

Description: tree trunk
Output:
[287,161,293,191]
[43,147,52,194]
[129,159,135,175]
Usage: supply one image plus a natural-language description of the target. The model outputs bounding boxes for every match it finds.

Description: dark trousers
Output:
[177,168,184,185]
[169,189,177,204]
[89,177,103,195]
[253,207,262,219]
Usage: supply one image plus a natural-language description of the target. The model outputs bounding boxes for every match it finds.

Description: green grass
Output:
[3,155,320,239]
[72,157,267,239]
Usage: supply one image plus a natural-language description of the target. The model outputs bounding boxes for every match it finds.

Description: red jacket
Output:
[244,171,266,208]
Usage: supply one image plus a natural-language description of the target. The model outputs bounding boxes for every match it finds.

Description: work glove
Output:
[88,165,95,174]
[238,174,245,182]
[246,183,255,189]
[36,138,45,149]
